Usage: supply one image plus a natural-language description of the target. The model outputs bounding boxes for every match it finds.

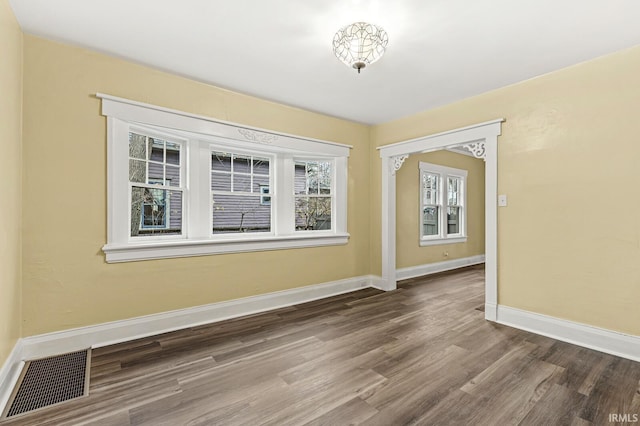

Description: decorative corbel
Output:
[462,142,486,160]
[389,155,409,175]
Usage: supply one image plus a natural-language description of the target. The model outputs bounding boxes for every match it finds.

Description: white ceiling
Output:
[9,0,640,124]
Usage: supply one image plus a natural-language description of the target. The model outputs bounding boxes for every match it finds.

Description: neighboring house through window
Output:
[211,151,272,234]
[419,162,467,246]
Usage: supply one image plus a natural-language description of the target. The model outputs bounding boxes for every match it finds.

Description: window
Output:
[211,151,272,234]
[101,94,350,262]
[294,161,332,231]
[419,162,467,246]
[128,133,183,236]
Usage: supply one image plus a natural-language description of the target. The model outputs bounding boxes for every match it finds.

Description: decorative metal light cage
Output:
[332,22,389,73]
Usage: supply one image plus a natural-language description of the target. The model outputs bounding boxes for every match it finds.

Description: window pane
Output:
[422,206,439,236]
[318,162,332,194]
[148,162,164,183]
[254,174,269,191]
[294,162,307,195]
[233,174,251,192]
[212,152,232,172]
[130,135,182,187]
[211,172,231,191]
[295,197,332,231]
[166,165,180,186]
[233,155,250,173]
[253,157,270,175]
[294,161,332,195]
[129,133,146,159]
[423,173,439,205]
[166,142,180,165]
[448,177,461,206]
[149,138,164,162]
[212,194,270,234]
[131,187,182,237]
[129,159,146,183]
[448,206,460,234]
[142,188,166,228]
[306,162,319,194]
[212,152,271,196]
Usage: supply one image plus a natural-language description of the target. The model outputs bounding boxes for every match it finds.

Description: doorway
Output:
[377,119,503,321]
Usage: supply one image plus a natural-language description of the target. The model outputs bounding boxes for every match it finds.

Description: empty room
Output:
[1,0,639,424]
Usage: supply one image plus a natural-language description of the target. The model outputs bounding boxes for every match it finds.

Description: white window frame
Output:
[419,162,468,246]
[293,158,335,234]
[128,127,186,238]
[100,94,350,263]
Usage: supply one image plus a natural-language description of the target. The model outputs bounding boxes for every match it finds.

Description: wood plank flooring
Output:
[2,265,639,425]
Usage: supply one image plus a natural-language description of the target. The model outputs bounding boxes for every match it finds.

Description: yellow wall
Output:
[21,35,371,336]
[0,0,23,366]
[14,29,640,340]
[372,45,640,335]
[396,151,485,269]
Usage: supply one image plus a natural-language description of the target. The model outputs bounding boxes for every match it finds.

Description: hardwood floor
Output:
[2,265,639,425]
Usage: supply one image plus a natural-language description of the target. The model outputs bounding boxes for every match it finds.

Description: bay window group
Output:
[102,93,350,262]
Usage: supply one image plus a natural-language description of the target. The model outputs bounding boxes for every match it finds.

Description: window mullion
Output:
[334,157,347,233]
[461,177,466,237]
[186,139,208,239]
[440,174,446,239]
[277,155,295,235]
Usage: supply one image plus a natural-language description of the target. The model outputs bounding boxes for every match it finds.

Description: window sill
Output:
[103,233,350,263]
[419,236,467,247]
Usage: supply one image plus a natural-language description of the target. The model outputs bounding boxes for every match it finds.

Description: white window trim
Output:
[419,162,468,247]
[99,94,351,263]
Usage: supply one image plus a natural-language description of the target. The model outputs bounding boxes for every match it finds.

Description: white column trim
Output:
[380,157,397,291]
[484,136,499,320]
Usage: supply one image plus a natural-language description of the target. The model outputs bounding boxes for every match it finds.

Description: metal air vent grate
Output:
[4,349,90,418]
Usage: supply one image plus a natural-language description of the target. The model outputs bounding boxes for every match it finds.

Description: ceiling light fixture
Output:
[332,22,389,74]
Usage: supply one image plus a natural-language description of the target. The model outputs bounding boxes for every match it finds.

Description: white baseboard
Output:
[396,255,485,281]
[6,265,636,414]
[497,305,640,362]
[5,260,486,367]
[0,274,371,412]
[0,340,24,416]
[18,275,372,361]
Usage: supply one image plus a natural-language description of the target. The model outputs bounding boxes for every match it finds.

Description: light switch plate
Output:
[498,194,508,207]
